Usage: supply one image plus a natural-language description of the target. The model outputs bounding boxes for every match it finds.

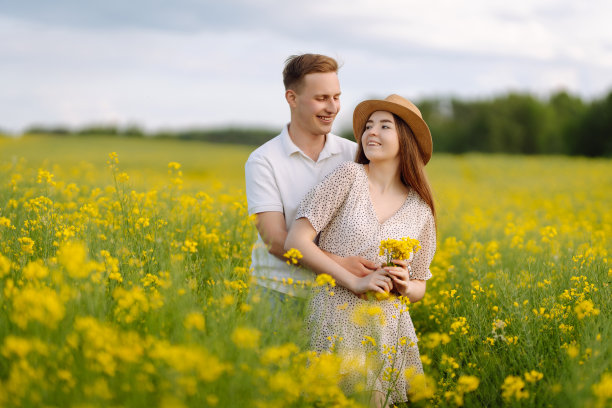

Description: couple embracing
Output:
[245,53,436,407]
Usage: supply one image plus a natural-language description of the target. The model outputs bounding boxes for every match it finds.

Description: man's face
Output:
[289,72,341,137]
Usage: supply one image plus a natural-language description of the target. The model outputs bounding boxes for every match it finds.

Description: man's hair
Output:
[283,54,339,91]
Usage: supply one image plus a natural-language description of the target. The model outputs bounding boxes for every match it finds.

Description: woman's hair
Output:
[355,113,436,222]
[283,54,338,92]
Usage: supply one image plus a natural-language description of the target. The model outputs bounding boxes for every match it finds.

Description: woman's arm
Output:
[286,218,392,295]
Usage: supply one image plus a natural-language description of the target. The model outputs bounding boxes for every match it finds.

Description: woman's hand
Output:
[351,269,393,295]
[383,259,411,297]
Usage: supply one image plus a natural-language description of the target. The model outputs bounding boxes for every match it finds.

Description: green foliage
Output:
[416,90,611,156]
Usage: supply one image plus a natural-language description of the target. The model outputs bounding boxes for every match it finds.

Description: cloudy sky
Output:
[1,0,612,133]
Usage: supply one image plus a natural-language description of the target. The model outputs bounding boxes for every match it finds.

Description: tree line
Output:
[13,90,612,157]
[420,90,612,156]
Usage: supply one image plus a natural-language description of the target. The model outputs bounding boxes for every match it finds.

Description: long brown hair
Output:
[355,113,436,222]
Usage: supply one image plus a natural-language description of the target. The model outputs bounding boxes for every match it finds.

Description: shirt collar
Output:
[280,124,301,156]
[280,123,343,161]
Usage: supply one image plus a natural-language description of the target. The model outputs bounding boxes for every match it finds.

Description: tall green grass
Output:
[0,136,610,407]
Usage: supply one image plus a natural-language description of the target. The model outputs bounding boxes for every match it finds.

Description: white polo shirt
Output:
[245,124,357,297]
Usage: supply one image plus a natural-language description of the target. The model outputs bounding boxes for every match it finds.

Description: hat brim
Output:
[353,99,432,165]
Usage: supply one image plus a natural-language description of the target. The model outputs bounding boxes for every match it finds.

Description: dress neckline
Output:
[359,164,410,226]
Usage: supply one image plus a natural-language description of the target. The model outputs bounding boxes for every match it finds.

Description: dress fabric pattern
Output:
[296,161,436,403]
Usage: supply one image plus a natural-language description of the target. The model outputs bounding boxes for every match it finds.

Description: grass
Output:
[0,135,610,407]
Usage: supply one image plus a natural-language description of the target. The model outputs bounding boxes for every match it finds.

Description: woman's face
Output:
[361,111,400,162]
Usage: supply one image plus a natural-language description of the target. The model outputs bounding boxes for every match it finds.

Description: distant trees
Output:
[22,125,278,145]
[15,90,612,156]
[415,90,611,156]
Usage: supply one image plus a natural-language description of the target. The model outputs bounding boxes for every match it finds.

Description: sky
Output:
[1,0,612,134]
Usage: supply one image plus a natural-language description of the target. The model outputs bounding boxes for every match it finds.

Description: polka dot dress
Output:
[296,161,436,403]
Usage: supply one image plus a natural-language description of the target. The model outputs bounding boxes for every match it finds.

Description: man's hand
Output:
[323,251,378,277]
[337,256,379,277]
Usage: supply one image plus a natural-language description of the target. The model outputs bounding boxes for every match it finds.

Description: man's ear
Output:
[285,89,297,108]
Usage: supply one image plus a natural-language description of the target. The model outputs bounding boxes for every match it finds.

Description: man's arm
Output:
[255,211,289,261]
[256,211,378,276]
[285,218,391,294]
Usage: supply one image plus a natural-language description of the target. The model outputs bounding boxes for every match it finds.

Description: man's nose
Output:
[326,99,339,114]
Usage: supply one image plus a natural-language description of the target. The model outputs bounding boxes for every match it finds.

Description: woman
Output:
[285,94,436,406]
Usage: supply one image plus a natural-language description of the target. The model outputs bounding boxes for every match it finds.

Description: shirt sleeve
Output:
[296,161,357,233]
[245,157,283,215]
[411,209,436,281]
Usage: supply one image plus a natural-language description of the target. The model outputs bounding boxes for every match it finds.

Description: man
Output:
[245,53,377,300]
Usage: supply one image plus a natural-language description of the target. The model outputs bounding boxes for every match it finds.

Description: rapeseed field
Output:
[0,136,610,407]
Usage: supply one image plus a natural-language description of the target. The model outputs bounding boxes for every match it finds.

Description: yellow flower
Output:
[181,239,198,253]
[379,237,421,265]
[0,216,15,229]
[283,248,303,265]
[36,168,56,186]
[0,253,11,278]
[574,299,600,319]
[22,260,49,280]
[421,332,451,349]
[361,335,376,347]
[501,375,529,401]
[566,344,580,358]
[231,327,261,349]
[260,343,299,365]
[524,370,543,383]
[205,395,219,406]
[351,303,385,327]
[315,273,336,287]
[107,151,119,166]
[406,367,436,402]
[18,237,35,255]
[457,375,480,393]
[450,316,469,336]
[57,241,91,279]
[11,285,66,329]
[113,286,150,324]
[184,312,205,331]
[168,161,182,170]
[2,335,49,359]
[117,172,130,183]
[592,373,612,408]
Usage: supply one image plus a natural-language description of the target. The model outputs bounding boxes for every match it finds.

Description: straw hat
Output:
[353,94,433,165]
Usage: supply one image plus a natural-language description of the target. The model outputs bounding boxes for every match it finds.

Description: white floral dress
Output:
[296,161,436,403]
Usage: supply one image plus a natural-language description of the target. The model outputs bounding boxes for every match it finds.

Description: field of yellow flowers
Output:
[0,135,610,407]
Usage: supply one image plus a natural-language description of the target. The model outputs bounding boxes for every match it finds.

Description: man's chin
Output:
[316,123,334,135]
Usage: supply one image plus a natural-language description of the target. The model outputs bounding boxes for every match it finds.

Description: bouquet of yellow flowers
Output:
[379,237,421,267]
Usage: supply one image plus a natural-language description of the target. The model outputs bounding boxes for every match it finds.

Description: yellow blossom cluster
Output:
[283,247,303,265]
[0,140,609,407]
[379,236,421,266]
